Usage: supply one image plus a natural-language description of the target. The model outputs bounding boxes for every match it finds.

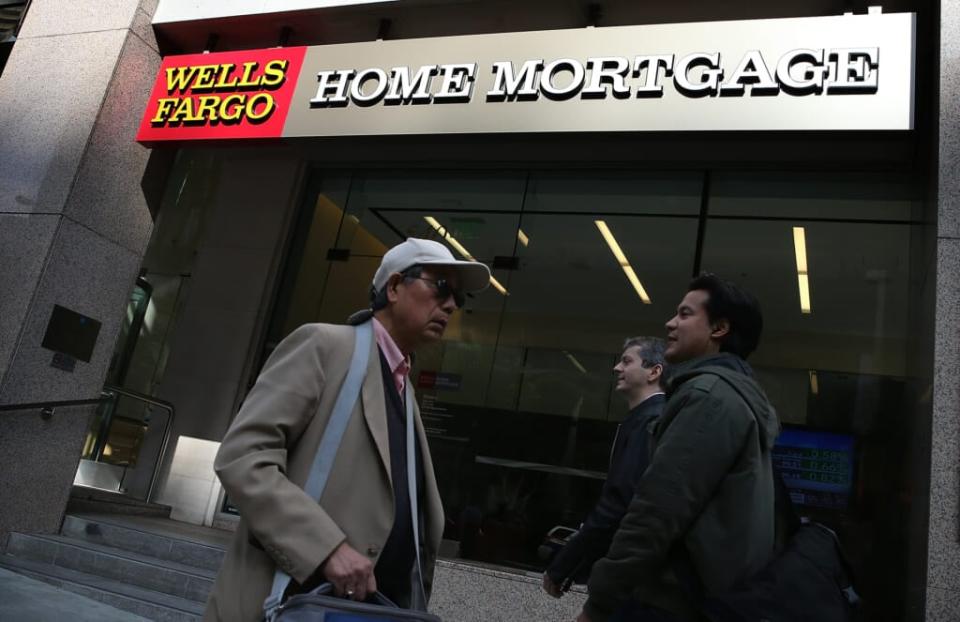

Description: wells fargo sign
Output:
[137,47,306,142]
[136,12,915,143]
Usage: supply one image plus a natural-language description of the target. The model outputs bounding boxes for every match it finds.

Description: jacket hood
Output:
[667,353,780,451]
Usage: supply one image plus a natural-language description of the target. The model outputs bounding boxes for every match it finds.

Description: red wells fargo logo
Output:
[137,47,307,143]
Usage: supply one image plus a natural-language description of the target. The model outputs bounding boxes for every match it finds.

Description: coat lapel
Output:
[360,332,392,485]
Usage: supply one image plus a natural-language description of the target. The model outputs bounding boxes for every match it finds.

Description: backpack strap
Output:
[672,368,798,603]
[263,321,373,622]
[695,369,801,537]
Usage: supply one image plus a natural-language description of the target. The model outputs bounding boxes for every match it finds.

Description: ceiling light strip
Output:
[517,229,530,247]
[424,216,509,296]
[793,226,811,314]
[564,351,587,374]
[487,276,509,295]
[594,220,651,304]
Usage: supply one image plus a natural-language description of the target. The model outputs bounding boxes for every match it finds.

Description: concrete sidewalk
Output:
[0,567,149,621]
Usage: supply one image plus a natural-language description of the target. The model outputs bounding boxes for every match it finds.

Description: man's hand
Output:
[575,611,592,622]
[321,542,376,601]
[542,572,564,598]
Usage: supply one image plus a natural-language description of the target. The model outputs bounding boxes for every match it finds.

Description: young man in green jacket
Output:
[576,274,780,622]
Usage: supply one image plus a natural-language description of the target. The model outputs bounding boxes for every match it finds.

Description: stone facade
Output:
[0,0,161,544]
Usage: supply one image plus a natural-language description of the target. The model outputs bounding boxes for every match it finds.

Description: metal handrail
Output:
[0,395,112,418]
[1,387,175,502]
[102,385,174,415]
[102,384,175,502]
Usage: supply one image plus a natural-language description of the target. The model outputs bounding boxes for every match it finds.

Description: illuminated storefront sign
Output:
[137,47,306,142]
[308,48,880,108]
[136,12,915,143]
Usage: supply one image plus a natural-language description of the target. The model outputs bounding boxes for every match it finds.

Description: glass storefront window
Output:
[701,172,921,620]
[263,167,922,619]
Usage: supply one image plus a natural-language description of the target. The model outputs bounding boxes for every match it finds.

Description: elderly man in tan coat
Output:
[204,238,491,621]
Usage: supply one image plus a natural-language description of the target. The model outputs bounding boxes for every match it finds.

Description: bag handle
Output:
[263,321,374,621]
[302,581,401,608]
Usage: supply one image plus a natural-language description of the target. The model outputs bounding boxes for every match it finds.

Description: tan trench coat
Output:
[203,323,444,622]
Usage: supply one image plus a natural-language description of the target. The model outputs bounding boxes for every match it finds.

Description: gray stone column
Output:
[0,0,161,545]
[927,0,960,618]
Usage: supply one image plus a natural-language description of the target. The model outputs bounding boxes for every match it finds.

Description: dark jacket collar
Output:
[664,352,779,452]
[625,392,666,422]
[666,352,753,394]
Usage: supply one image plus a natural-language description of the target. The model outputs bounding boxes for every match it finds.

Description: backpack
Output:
[679,469,861,622]
[701,520,860,622]
[678,369,862,622]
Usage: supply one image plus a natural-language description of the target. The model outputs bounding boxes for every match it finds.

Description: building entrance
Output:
[261,167,924,620]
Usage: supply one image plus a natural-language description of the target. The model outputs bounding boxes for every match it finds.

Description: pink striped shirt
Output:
[372,318,411,395]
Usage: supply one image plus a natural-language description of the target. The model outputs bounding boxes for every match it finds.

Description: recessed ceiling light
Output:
[424,216,509,295]
[595,220,651,304]
[564,351,587,374]
[517,229,530,247]
[793,226,811,314]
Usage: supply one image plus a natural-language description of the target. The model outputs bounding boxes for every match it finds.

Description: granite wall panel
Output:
[939,0,960,239]
[17,0,141,39]
[927,466,960,591]
[0,219,141,405]
[0,0,163,543]
[929,2,960,603]
[63,33,161,255]
[930,241,960,476]
[0,30,128,216]
[0,214,58,387]
[0,405,97,545]
[926,585,960,622]
[131,7,160,53]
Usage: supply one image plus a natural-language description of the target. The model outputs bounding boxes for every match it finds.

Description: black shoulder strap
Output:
[695,369,800,537]
[773,465,802,543]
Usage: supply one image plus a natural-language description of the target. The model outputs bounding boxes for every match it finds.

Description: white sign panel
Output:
[282,12,915,135]
[153,0,397,24]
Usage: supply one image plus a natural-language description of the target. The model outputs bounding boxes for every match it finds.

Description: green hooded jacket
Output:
[584,353,781,622]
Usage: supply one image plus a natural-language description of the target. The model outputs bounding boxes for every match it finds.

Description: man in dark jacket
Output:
[543,337,667,597]
[576,274,780,622]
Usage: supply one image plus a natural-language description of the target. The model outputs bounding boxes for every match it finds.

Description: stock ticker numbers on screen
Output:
[773,427,856,511]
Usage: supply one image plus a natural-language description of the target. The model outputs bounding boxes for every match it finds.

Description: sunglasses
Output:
[408,276,466,308]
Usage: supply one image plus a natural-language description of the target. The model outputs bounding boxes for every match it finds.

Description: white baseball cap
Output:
[372,238,491,294]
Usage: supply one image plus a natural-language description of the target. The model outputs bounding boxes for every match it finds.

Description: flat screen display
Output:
[773,427,855,510]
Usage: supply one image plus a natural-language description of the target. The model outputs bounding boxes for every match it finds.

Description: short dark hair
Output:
[370,265,423,310]
[622,337,668,389]
[688,273,763,359]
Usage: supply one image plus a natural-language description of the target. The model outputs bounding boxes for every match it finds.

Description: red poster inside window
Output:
[136,47,307,143]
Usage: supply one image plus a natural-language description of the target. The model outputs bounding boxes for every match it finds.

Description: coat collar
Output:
[665,352,753,394]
